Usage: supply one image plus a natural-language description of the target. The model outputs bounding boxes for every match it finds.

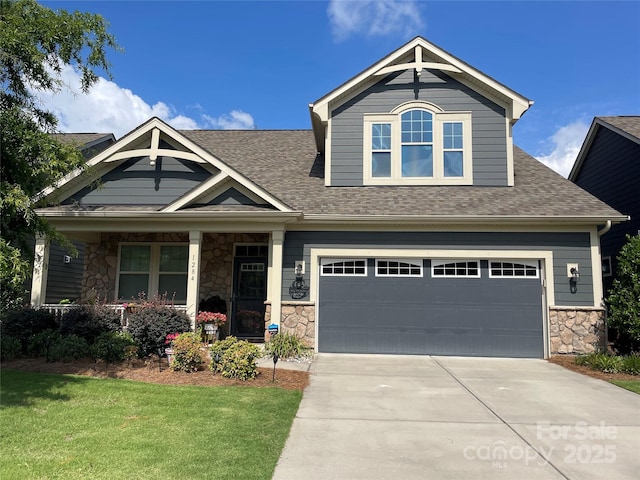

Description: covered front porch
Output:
[31,228,287,341]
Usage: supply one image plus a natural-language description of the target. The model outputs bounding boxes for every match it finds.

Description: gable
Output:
[39,117,293,213]
[330,68,508,187]
[311,37,529,188]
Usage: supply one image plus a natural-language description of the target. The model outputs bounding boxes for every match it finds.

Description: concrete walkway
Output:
[272,354,640,480]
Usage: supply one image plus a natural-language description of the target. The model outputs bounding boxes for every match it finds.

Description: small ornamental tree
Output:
[606,235,640,354]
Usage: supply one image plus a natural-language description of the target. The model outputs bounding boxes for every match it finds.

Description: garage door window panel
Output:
[321,259,367,276]
[490,261,539,279]
[432,260,480,278]
[376,259,423,277]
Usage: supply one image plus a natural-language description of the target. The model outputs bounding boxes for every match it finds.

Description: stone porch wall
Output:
[265,302,315,348]
[81,232,268,305]
[549,306,606,355]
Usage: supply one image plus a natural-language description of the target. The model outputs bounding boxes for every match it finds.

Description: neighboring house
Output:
[569,116,639,295]
[26,133,116,304]
[32,37,626,358]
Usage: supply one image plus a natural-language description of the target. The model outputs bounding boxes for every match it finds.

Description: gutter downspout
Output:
[597,220,612,237]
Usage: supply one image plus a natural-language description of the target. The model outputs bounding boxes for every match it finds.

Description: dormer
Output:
[309,37,532,187]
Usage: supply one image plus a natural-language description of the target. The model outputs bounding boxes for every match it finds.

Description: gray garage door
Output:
[318,258,544,358]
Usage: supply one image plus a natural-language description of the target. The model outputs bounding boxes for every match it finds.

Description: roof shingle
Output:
[180,129,623,220]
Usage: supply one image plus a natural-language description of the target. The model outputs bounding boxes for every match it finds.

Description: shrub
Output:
[49,335,90,362]
[264,332,309,359]
[170,332,204,372]
[0,335,22,361]
[621,355,640,375]
[59,305,121,343]
[28,329,62,360]
[1,308,57,354]
[607,234,640,354]
[576,353,623,373]
[209,336,261,380]
[127,304,191,357]
[92,331,137,363]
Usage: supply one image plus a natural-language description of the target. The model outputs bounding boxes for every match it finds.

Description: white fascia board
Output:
[299,214,630,226]
[568,119,600,181]
[161,171,230,212]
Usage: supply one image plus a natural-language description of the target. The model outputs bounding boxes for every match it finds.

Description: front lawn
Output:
[610,380,640,394]
[0,369,301,479]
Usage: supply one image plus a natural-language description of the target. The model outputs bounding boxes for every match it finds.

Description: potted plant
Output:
[164,332,179,363]
[196,311,227,342]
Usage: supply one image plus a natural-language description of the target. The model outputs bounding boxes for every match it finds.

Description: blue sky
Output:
[40,1,640,176]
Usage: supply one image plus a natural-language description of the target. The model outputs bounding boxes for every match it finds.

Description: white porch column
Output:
[186,230,202,327]
[268,230,285,329]
[30,235,50,307]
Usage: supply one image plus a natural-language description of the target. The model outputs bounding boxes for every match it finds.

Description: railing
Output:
[40,303,189,327]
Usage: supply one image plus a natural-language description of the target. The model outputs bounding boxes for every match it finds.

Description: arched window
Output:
[364,103,472,185]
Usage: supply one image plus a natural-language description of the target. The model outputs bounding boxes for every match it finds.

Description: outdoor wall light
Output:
[149,159,156,166]
[569,267,580,294]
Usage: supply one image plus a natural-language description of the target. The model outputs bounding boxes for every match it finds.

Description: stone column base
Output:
[549,306,606,355]
[279,301,315,348]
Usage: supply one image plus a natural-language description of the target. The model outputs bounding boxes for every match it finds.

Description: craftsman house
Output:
[32,37,626,357]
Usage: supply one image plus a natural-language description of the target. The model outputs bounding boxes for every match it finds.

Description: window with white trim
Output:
[364,103,472,185]
[117,244,188,301]
[432,260,480,278]
[376,259,423,277]
[321,259,367,276]
[489,261,539,278]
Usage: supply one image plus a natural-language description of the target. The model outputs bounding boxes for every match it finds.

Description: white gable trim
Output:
[37,117,294,213]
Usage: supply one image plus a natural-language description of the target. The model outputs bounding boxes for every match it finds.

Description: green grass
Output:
[0,369,301,479]
[610,380,640,394]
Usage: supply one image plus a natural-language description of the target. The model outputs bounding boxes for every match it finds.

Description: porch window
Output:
[117,244,188,302]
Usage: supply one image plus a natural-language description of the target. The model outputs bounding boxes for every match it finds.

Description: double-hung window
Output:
[117,244,188,302]
[364,103,472,185]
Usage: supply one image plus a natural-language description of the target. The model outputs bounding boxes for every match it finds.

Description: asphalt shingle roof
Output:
[180,129,623,220]
[597,116,640,141]
[53,133,113,146]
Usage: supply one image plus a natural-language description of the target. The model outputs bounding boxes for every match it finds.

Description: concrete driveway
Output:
[273,354,640,480]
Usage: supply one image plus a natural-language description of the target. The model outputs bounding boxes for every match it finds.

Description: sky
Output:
[38,0,640,177]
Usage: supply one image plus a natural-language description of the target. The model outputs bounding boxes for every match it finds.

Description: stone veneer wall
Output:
[266,302,315,347]
[82,232,268,305]
[549,307,606,354]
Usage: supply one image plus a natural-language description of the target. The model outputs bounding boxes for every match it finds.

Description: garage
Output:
[318,257,544,358]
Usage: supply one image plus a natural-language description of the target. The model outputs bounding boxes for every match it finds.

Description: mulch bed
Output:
[1,357,310,391]
[547,355,639,382]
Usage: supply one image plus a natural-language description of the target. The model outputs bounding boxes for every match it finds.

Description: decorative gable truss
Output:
[37,117,294,214]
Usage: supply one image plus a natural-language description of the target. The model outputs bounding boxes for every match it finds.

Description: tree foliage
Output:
[606,235,640,354]
[0,0,119,309]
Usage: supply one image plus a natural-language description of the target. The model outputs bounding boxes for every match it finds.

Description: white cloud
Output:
[32,64,254,138]
[203,110,255,130]
[327,0,424,41]
[535,121,590,177]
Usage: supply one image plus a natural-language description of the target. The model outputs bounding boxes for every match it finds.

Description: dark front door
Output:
[231,257,267,338]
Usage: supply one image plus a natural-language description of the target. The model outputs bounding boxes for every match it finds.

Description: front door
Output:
[231,257,267,338]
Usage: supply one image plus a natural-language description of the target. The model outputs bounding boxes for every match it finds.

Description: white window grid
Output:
[432,260,480,278]
[375,259,423,277]
[320,259,367,276]
[489,261,539,279]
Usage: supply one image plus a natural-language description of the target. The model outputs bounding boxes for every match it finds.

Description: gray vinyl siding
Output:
[45,241,85,304]
[330,69,507,186]
[282,231,594,306]
[62,156,212,206]
[209,188,258,206]
[572,126,640,292]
